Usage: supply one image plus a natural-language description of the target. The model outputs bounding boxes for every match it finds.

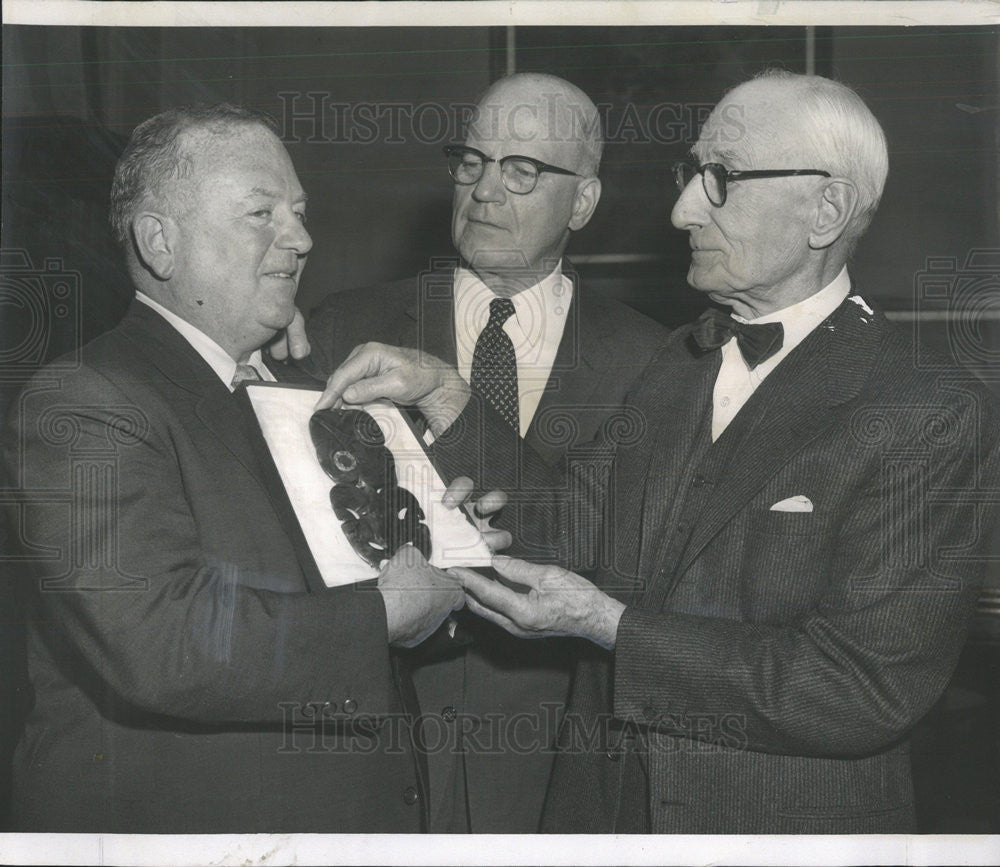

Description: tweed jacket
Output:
[436,292,1000,834]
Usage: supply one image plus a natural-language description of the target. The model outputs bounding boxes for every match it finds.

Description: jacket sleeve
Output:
[5,366,395,726]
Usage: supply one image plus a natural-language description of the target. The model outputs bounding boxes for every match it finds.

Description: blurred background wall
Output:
[2,24,998,831]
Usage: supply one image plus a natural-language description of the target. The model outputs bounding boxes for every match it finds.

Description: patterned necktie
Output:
[230,363,262,390]
[471,297,519,431]
[690,307,784,370]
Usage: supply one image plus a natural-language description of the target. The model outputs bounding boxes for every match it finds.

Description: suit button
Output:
[403,786,419,806]
[676,523,687,534]
[692,474,706,487]
[343,698,358,714]
[442,705,457,722]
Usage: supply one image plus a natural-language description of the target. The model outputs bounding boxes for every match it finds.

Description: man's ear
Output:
[809,179,859,249]
[568,177,602,231]
[133,212,179,280]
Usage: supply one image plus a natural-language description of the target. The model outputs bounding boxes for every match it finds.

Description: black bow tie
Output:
[690,308,784,370]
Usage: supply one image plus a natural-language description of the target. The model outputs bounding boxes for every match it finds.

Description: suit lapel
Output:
[523,283,630,462]
[121,302,294,520]
[675,297,884,578]
[636,337,719,579]
[405,268,458,367]
[522,286,598,460]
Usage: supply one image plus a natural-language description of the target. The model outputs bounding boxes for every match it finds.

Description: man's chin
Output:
[686,267,727,299]
[464,250,535,275]
[259,309,296,341]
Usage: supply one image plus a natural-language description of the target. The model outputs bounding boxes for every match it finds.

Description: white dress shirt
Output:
[711,267,852,441]
[453,264,573,438]
[136,292,276,391]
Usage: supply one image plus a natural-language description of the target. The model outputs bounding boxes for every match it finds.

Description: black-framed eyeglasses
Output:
[444,145,580,195]
[672,161,831,207]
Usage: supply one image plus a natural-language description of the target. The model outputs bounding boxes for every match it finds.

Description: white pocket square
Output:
[770,495,813,513]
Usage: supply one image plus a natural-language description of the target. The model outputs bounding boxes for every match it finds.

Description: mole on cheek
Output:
[196,300,204,306]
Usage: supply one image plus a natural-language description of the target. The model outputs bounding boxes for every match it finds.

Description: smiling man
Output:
[307,74,666,832]
[320,71,1000,834]
[2,105,466,832]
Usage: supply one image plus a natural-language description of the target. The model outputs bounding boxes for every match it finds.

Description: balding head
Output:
[467,73,604,177]
[451,73,604,295]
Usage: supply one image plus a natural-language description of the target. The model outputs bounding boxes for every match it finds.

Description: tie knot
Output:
[488,297,516,327]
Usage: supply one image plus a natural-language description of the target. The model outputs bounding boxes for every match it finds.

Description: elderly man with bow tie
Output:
[321,70,1000,833]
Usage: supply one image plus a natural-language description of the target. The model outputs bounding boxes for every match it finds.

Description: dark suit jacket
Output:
[307,269,668,832]
[436,293,1000,834]
[2,301,425,832]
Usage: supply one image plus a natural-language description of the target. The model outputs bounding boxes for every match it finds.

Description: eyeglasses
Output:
[444,145,580,195]
[672,161,831,207]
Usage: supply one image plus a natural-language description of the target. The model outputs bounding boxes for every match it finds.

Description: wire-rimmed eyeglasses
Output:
[444,145,581,195]
[672,161,831,207]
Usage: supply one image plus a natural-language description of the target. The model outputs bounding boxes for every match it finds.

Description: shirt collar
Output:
[734,266,851,352]
[135,291,267,391]
[454,261,565,333]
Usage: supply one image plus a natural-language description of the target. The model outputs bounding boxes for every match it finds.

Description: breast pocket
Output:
[739,509,837,622]
[754,507,821,537]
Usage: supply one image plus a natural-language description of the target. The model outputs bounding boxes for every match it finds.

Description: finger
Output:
[342,374,408,406]
[269,333,289,361]
[451,566,529,621]
[480,529,512,553]
[314,345,388,410]
[473,489,507,518]
[442,476,474,510]
[383,542,428,572]
[464,594,530,639]
[430,564,463,586]
[286,309,311,359]
[490,555,545,590]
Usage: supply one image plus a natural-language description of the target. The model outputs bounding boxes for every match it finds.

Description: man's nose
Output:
[277,213,313,255]
[670,173,709,231]
[472,160,506,204]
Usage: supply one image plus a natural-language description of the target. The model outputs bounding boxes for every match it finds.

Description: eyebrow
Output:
[704,147,741,166]
[247,186,309,203]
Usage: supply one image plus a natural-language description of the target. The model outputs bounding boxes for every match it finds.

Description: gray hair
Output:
[752,69,889,251]
[109,103,279,248]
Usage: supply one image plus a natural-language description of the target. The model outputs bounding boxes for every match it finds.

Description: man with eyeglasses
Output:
[319,70,1000,833]
[306,73,666,833]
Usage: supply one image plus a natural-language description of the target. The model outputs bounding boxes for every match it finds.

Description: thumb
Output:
[490,555,542,589]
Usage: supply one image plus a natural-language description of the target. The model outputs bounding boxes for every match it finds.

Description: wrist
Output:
[421,379,470,437]
[589,595,626,650]
[377,586,403,645]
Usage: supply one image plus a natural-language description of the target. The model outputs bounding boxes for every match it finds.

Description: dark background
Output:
[2,24,998,832]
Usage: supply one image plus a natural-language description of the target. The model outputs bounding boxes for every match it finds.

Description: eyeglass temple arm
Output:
[728,168,832,179]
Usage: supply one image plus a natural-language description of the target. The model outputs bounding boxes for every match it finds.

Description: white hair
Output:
[752,70,889,251]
